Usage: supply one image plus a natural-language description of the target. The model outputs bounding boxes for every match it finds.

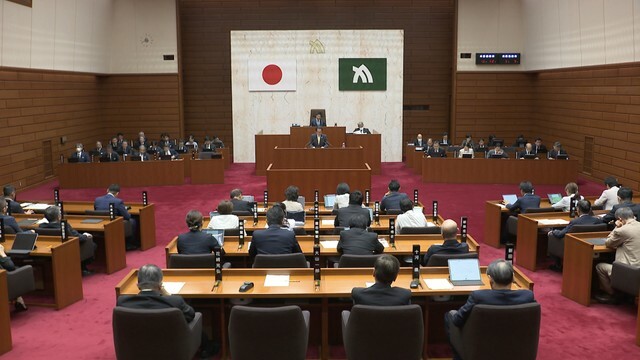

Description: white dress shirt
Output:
[396,209,428,232]
[207,214,239,229]
[552,195,584,212]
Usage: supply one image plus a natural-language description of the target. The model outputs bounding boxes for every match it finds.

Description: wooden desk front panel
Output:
[421,158,578,185]
[290,126,346,148]
[0,270,11,355]
[189,158,225,184]
[405,144,416,167]
[345,134,381,174]
[271,148,365,169]
[59,161,185,188]
[267,168,371,201]
[411,151,424,174]
[516,212,579,271]
[255,135,291,176]
[562,232,613,306]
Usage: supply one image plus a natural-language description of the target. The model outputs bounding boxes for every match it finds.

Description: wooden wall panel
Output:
[178,0,455,156]
[0,69,102,188]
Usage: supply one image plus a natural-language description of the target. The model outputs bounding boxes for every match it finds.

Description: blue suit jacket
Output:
[550,215,602,238]
[380,192,409,212]
[70,151,90,163]
[249,225,301,256]
[451,289,536,327]
[94,194,131,220]
[602,201,640,224]
[506,194,541,213]
[0,214,24,233]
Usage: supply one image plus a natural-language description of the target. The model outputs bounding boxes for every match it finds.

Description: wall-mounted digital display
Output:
[476,53,521,65]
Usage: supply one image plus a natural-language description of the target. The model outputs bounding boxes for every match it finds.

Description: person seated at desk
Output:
[441,132,449,146]
[70,143,90,163]
[486,143,509,159]
[460,134,474,147]
[230,188,254,213]
[133,131,148,149]
[212,136,225,149]
[93,141,106,157]
[534,137,547,154]
[135,145,150,161]
[3,184,33,215]
[249,206,301,256]
[185,135,198,150]
[595,176,620,211]
[517,143,537,159]
[445,259,536,358]
[335,191,371,228]
[458,141,474,158]
[207,201,239,230]
[109,137,120,151]
[473,138,488,153]
[601,187,640,225]
[201,137,214,152]
[0,199,29,233]
[504,181,541,213]
[380,179,408,212]
[310,112,326,127]
[0,244,28,311]
[157,133,172,149]
[396,198,427,233]
[353,121,371,134]
[514,134,527,148]
[594,207,640,304]
[552,182,583,212]
[175,140,189,154]
[422,219,468,266]
[40,206,97,276]
[94,184,138,250]
[334,182,351,210]
[548,141,568,159]
[116,264,219,358]
[159,144,178,159]
[178,210,225,255]
[309,127,329,148]
[413,134,425,149]
[426,141,446,158]
[337,214,383,255]
[282,186,304,212]
[116,132,125,147]
[104,145,120,162]
[119,141,133,157]
[351,254,411,306]
[422,138,434,154]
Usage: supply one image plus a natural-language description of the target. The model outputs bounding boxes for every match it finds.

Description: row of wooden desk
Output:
[115,266,533,360]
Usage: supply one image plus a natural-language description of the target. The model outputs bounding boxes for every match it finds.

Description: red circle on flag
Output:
[262,64,282,85]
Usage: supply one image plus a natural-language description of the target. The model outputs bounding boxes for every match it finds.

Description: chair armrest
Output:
[188,312,203,334]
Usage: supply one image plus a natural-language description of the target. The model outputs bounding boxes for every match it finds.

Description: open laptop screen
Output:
[203,229,224,246]
[547,193,562,205]
[448,258,482,283]
[242,195,255,203]
[502,194,518,205]
[324,194,336,208]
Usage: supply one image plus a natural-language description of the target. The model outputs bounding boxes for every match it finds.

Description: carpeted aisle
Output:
[4,163,640,359]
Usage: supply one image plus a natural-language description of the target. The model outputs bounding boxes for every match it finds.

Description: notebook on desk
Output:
[502,194,518,205]
[547,193,562,205]
[7,233,38,256]
[203,229,225,246]
[448,258,484,286]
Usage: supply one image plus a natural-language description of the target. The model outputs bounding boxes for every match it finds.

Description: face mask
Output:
[76,147,82,152]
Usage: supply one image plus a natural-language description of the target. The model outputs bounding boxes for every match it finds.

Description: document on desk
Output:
[23,203,51,210]
[163,282,185,295]
[320,240,339,249]
[537,219,570,226]
[257,207,266,212]
[264,274,290,287]
[378,239,389,248]
[321,220,334,226]
[424,279,454,290]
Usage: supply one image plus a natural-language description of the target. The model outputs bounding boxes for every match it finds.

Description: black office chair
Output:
[6,265,36,302]
[506,215,518,243]
[252,253,309,268]
[611,262,640,297]
[384,209,402,215]
[425,252,478,267]
[286,211,305,223]
[399,226,441,234]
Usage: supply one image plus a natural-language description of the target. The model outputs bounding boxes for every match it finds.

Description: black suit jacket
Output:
[380,192,409,212]
[94,194,131,220]
[231,198,253,213]
[117,290,195,323]
[451,289,536,327]
[0,214,24,233]
[39,221,90,243]
[506,194,541,214]
[351,282,412,306]
[5,198,24,215]
[104,152,120,162]
[177,230,225,255]
[334,204,371,228]
[70,151,90,163]
[534,144,548,154]
[548,149,568,159]
[413,139,425,148]
[550,215,603,238]
[426,148,447,158]
[337,228,383,255]
[422,239,469,266]
[249,225,302,256]
[602,201,640,224]
[517,150,536,158]
[353,127,371,134]
[309,134,329,148]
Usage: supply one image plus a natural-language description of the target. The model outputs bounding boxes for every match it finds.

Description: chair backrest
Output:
[343,305,423,360]
[460,303,540,360]
[506,215,518,237]
[3,225,16,234]
[524,207,558,214]
[112,307,202,360]
[611,261,640,296]
[309,109,326,123]
[569,223,607,233]
[229,305,309,360]
[426,252,477,267]
[338,254,381,268]
[34,227,62,237]
[286,211,305,222]
[6,265,35,300]
[252,253,308,268]
[232,210,252,216]
[168,254,216,269]
[399,226,441,235]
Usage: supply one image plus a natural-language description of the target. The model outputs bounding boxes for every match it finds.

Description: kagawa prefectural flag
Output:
[248,60,297,91]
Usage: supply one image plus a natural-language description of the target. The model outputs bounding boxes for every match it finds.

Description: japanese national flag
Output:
[248,59,297,91]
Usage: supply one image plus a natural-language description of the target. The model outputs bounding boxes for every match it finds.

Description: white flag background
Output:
[248,60,297,91]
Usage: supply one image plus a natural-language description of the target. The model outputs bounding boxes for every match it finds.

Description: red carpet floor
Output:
[4,162,640,359]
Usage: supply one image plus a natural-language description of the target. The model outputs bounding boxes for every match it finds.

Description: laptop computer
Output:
[129,155,142,162]
[448,258,484,286]
[242,195,255,203]
[502,194,518,205]
[556,154,569,160]
[324,194,336,210]
[159,155,173,160]
[547,193,562,205]
[203,229,225,246]
[7,233,38,256]
[490,153,505,159]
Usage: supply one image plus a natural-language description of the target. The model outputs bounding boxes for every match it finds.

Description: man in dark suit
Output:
[548,141,568,159]
[94,184,138,249]
[120,141,133,156]
[40,206,97,275]
[135,145,150,161]
[380,179,409,212]
[104,145,120,162]
[517,143,537,159]
[337,214,383,255]
[310,112,326,127]
[0,198,28,233]
[351,254,411,306]
[109,137,120,151]
[69,143,90,162]
[133,132,149,149]
[92,141,106,157]
[422,219,469,266]
[413,134,425,148]
[352,122,371,134]
[159,144,178,159]
[602,187,640,225]
[177,210,225,255]
[3,185,33,215]
[309,127,329,148]
[505,181,541,213]
[445,259,536,359]
[486,143,509,158]
[335,191,371,228]
[249,206,302,256]
[426,141,447,158]
[534,137,547,154]
[230,189,253,213]
[116,264,218,358]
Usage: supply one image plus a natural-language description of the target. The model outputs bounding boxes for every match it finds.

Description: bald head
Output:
[441,219,458,240]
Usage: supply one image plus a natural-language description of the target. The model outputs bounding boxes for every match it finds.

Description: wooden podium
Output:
[266,147,372,199]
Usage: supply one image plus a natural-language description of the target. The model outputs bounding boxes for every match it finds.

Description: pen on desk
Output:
[211,280,220,292]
